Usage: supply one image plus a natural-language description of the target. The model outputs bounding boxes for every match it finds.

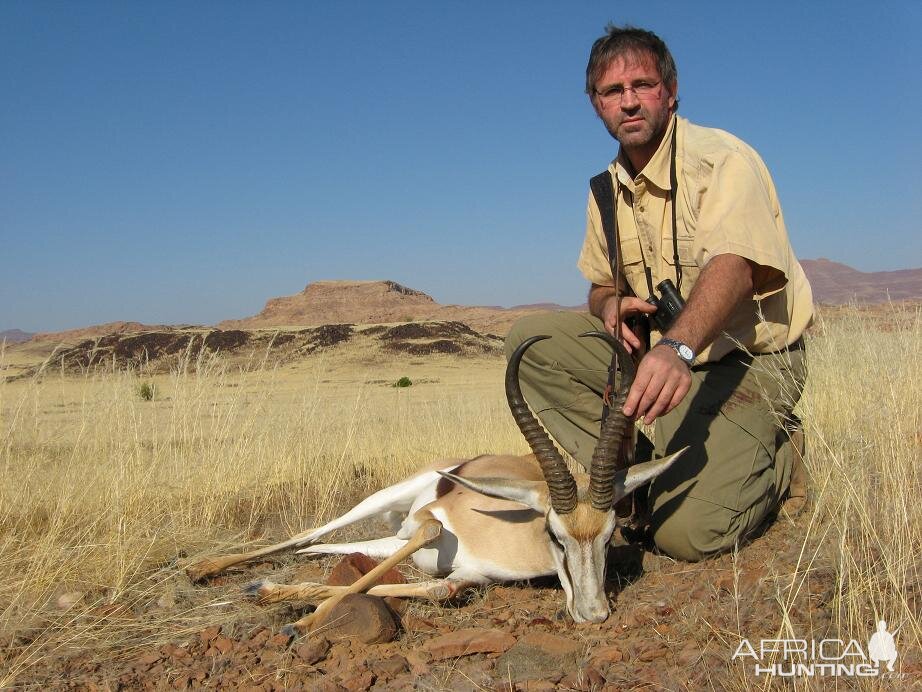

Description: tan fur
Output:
[557,503,610,541]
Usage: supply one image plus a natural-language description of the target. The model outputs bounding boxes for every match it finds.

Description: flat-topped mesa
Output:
[223,280,441,329]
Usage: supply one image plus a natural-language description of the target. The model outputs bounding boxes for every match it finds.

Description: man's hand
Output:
[596,293,656,353]
[622,343,691,424]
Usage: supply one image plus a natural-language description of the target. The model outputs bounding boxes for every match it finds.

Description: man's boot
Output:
[783,421,808,516]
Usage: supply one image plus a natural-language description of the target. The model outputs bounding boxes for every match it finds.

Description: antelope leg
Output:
[252,574,485,604]
[282,519,442,635]
[185,527,319,582]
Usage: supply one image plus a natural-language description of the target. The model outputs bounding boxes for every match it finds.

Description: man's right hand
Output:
[600,295,657,354]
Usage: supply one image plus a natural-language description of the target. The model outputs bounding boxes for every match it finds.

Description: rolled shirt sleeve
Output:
[694,149,790,299]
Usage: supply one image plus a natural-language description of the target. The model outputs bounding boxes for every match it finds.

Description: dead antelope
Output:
[187,331,685,628]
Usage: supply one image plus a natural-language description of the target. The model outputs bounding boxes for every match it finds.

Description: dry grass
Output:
[0,303,919,687]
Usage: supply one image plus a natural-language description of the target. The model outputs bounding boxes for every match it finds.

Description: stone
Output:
[212,636,234,655]
[246,627,271,649]
[402,614,438,633]
[326,553,407,587]
[370,655,408,678]
[56,591,84,610]
[405,650,430,675]
[268,632,293,648]
[423,628,517,660]
[317,593,398,644]
[295,637,331,665]
[589,645,623,666]
[494,632,581,683]
[340,670,375,691]
[198,626,221,645]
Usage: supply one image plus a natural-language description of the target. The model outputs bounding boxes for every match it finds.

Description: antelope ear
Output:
[437,472,548,512]
[612,447,689,501]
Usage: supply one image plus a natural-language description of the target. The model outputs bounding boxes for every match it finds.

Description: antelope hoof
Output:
[186,556,234,582]
[279,623,301,639]
[242,579,272,600]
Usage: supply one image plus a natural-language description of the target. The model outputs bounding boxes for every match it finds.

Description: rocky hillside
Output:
[801,259,922,304]
[218,280,573,335]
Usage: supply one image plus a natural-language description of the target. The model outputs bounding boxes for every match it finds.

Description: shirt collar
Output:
[613,114,677,192]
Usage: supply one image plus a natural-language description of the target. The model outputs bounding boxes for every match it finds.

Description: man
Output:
[506,25,814,562]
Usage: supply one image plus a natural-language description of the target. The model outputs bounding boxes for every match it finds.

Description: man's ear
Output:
[667,79,678,112]
[437,472,548,513]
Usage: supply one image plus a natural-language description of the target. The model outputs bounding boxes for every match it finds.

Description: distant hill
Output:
[1,329,34,344]
[800,259,922,304]
[14,260,921,347]
[218,280,578,336]
[31,321,196,344]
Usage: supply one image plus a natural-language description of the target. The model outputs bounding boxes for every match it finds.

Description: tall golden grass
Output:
[0,303,919,686]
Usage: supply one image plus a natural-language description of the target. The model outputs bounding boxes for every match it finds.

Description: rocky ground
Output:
[10,500,919,691]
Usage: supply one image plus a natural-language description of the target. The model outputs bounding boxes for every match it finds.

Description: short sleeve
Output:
[695,150,790,297]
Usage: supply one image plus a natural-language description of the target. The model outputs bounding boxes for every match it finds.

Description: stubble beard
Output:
[602,108,670,156]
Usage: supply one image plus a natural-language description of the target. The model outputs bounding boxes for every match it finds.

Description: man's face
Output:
[591,52,676,157]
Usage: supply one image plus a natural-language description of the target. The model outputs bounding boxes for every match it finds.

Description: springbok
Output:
[186,331,685,629]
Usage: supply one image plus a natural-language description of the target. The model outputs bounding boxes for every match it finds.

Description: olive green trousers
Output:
[505,311,807,562]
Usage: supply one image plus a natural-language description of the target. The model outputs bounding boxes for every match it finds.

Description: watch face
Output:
[678,344,694,360]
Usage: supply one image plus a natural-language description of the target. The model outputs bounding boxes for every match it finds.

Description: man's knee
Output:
[505,313,555,361]
[651,500,746,562]
[505,311,604,362]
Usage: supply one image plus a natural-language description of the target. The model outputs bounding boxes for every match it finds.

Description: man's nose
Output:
[620,88,640,109]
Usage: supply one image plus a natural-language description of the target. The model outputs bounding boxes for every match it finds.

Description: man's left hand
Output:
[622,344,691,424]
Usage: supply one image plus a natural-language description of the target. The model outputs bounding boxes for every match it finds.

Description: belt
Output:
[751,336,805,357]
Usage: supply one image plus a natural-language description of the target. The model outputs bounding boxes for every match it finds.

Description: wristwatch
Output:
[657,338,695,367]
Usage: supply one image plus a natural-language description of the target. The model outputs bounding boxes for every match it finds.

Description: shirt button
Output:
[638,205,645,212]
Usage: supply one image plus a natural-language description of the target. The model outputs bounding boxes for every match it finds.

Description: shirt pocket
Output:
[661,235,700,290]
[618,234,648,292]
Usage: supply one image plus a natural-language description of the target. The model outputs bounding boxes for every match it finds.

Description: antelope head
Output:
[444,332,686,622]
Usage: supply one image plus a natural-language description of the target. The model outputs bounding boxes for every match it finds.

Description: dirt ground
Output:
[12,501,919,691]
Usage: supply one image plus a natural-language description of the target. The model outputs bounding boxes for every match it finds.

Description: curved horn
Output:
[579,330,637,511]
[506,335,577,514]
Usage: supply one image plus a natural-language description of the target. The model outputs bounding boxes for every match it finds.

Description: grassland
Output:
[0,303,919,688]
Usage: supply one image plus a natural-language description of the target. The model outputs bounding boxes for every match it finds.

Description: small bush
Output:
[138,382,156,401]
[394,377,412,388]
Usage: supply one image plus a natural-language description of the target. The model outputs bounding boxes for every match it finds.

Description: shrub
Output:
[394,377,412,388]
[138,382,156,401]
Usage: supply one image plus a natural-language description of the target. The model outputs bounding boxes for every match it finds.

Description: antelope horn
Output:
[579,330,637,511]
[506,335,577,514]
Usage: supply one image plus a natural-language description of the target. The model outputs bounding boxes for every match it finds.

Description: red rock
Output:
[198,626,221,644]
[638,646,668,661]
[135,652,162,669]
[247,628,271,649]
[371,654,408,678]
[171,673,191,689]
[295,637,331,665]
[268,632,293,648]
[402,614,438,633]
[405,650,431,675]
[326,553,406,586]
[495,632,580,683]
[318,593,398,644]
[590,645,623,666]
[518,632,581,659]
[528,682,557,691]
[340,670,375,691]
[423,628,517,660]
[212,636,234,655]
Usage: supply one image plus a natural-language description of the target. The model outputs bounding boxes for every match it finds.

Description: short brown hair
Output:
[585,24,678,101]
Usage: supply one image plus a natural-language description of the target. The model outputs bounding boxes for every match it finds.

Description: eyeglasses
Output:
[595,80,662,105]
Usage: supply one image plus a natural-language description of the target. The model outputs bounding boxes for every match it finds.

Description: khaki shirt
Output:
[578,115,814,362]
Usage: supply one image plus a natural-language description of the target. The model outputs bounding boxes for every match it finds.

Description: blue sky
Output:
[2,1,920,332]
